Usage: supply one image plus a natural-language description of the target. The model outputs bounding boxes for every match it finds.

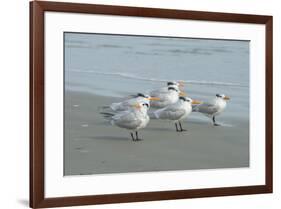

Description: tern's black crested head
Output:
[216,94,224,98]
[167,81,176,86]
[179,96,187,101]
[136,93,146,98]
[179,97,192,102]
[168,87,178,92]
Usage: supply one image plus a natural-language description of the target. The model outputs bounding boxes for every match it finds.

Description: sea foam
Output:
[68,68,247,87]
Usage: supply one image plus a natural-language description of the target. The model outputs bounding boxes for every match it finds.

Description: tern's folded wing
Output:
[112,111,142,129]
[110,99,134,111]
[196,103,219,114]
[156,107,185,120]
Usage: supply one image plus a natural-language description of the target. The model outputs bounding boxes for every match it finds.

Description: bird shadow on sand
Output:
[186,120,210,125]
[187,120,234,127]
[145,127,175,132]
[87,136,129,141]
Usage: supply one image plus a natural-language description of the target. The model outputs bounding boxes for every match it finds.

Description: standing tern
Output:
[100,102,150,141]
[193,94,230,126]
[152,97,201,132]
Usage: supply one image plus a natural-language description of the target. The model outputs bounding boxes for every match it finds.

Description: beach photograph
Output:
[64,32,250,176]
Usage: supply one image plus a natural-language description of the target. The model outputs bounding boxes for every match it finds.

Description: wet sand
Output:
[64,91,249,176]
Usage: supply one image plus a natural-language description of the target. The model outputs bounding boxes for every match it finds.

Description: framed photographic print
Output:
[30,1,273,208]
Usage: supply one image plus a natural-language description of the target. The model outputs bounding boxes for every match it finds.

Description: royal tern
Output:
[152,97,201,132]
[100,102,150,141]
[150,86,187,108]
[102,93,159,112]
[193,94,230,126]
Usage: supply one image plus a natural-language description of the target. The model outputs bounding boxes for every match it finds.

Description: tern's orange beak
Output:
[192,100,202,105]
[224,96,230,100]
[149,97,160,101]
[179,91,187,97]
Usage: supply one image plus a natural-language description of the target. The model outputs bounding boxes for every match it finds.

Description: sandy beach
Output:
[64,91,249,176]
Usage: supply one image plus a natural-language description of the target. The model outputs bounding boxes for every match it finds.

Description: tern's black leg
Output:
[135,131,142,141]
[179,121,187,131]
[175,123,179,132]
[130,132,135,141]
[212,116,220,126]
[212,116,215,124]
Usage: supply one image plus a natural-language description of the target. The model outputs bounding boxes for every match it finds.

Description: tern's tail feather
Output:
[99,111,115,120]
[98,105,112,111]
